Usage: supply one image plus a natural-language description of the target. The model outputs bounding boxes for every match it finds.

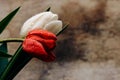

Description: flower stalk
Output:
[0,38,24,43]
[0,45,33,80]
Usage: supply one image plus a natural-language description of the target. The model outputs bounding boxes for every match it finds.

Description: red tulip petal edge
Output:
[22,29,57,62]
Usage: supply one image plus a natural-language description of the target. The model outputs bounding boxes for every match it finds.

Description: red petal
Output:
[42,39,56,51]
[40,52,56,62]
[26,35,43,42]
[22,38,48,58]
[26,35,56,50]
[27,29,57,40]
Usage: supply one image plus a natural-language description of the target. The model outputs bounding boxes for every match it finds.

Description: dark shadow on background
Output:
[55,35,87,62]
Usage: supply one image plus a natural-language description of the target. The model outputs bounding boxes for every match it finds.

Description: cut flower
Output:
[20,11,63,62]
[22,29,57,62]
[0,7,67,80]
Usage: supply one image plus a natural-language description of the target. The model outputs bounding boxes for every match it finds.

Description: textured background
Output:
[0,0,120,80]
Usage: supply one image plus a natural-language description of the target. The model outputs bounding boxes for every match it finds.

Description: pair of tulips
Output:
[0,9,65,80]
[20,11,63,62]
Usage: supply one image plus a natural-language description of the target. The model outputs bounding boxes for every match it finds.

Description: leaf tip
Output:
[46,7,51,11]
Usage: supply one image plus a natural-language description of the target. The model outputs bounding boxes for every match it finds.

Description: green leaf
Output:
[0,51,12,58]
[0,45,32,80]
[0,43,8,75]
[0,7,20,34]
[56,24,68,36]
[0,43,7,52]
[46,7,51,11]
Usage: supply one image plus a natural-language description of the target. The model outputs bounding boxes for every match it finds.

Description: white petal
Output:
[20,12,58,37]
[32,12,58,30]
[44,20,62,34]
[20,12,45,36]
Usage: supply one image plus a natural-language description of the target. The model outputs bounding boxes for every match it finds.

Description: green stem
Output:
[56,24,68,36]
[0,38,24,43]
[0,45,33,80]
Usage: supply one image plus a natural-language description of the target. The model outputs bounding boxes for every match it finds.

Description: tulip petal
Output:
[26,35,56,50]
[22,39,48,58]
[40,52,56,62]
[31,12,58,31]
[27,29,57,40]
[44,20,62,34]
[20,13,44,37]
[42,39,56,50]
[26,35,56,51]
[20,12,58,37]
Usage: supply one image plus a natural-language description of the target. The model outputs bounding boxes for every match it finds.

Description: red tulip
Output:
[22,29,57,62]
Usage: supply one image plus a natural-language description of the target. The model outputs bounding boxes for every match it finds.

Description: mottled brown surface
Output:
[0,0,120,80]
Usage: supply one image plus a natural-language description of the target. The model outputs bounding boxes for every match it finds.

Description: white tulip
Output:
[20,12,62,37]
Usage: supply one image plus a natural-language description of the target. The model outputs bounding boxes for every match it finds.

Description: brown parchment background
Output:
[0,0,120,80]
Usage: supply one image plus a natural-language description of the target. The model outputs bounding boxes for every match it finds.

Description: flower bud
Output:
[20,12,62,37]
[22,29,57,62]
